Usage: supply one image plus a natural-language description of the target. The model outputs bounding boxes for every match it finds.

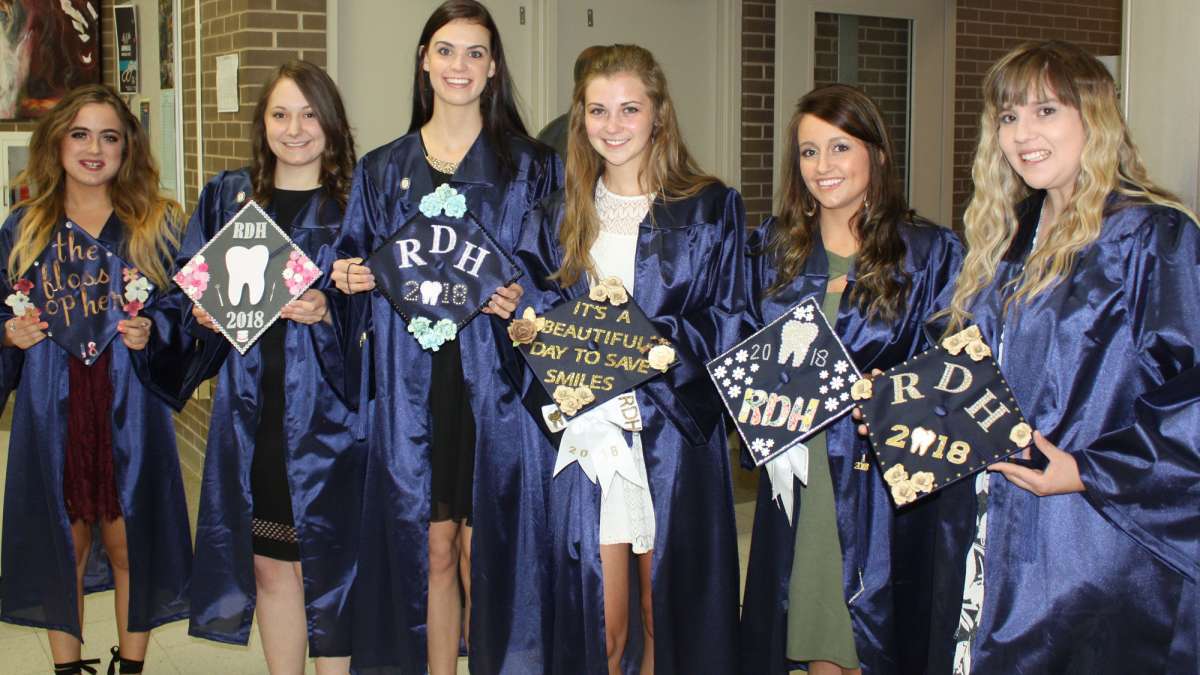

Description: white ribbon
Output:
[764,442,809,524]
[549,393,644,494]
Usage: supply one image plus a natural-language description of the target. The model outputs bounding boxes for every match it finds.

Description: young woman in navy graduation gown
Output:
[0,85,190,675]
[506,44,750,675]
[736,85,962,675]
[168,61,362,675]
[329,2,561,673]
[925,41,1199,674]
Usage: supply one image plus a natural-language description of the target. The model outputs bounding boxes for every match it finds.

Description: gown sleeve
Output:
[0,212,26,408]
[1075,208,1200,582]
[325,159,386,418]
[132,181,231,410]
[647,187,754,444]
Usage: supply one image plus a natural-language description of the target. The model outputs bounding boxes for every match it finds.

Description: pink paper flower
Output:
[123,299,144,317]
[13,278,33,294]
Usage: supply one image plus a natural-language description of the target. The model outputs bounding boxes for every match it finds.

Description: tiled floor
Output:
[1,422,759,674]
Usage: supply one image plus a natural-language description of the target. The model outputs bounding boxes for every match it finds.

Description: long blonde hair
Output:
[946,41,1196,332]
[9,84,182,288]
[552,44,719,287]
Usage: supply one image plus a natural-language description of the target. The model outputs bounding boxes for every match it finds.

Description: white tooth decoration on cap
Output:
[226,245,270,305]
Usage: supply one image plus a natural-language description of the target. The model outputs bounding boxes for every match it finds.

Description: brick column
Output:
[741,0,776,227]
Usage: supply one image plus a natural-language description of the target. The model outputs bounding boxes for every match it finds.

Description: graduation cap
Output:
[509,276,677,419]
[855,325,1034,507]
[6,220,153,365]
[708,297,860,466]
[366,184,520,351]
[173,200,322,354]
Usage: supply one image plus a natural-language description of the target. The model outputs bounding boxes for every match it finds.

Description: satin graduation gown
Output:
[0,210,191,638]
[159,170,366,656]
[737,218,963,675]
[504,184,751,675]
[924,193,1200,674]
[331,132,561,674]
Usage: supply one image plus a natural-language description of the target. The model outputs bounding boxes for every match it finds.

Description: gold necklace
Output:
[424,152,459,175]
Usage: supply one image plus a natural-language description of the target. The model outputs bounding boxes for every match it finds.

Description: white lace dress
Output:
[587,178,656,553]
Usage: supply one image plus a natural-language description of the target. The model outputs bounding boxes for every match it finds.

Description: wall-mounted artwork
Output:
[0,1,102,119]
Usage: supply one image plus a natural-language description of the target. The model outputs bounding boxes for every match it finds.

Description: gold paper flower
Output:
[910,471,935,493]
[1009,422,1033,448]
[965,339,992,362]
[883,463,909,486]
[575,385,596,406]
[851,377,873,401]
[587,276,629,305]
[942,325,982,355]
[552,384,595,417]
[891,480,918,505]
[647,344,676,372]
[507,308,543,346]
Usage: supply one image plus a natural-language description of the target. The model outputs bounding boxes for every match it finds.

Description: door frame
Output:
[774,0,955,225]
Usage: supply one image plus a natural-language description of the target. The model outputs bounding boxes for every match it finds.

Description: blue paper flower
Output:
[444,192,468,218]
[407,315,458,351]
[417,184,467,219]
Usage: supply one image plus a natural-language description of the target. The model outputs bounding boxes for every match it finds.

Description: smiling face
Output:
[422,19,496,110]
[997,85,1086,204]
[584,72,654,180]
[59,102,125,192]
[264,76,326,175]
[796,113,872,219]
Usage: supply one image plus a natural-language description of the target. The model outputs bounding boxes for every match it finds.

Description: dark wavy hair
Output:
[407,0,530,176]
[250,60,356,209]
[767,84,913,322]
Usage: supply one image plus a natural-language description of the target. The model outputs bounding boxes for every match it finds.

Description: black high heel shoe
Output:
[51,657,100,674]
[105,646,144,675]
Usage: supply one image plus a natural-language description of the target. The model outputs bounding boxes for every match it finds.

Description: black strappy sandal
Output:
[51,657,100,674]
[105,646,144,675]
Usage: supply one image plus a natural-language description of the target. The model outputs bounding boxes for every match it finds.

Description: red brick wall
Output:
[741,0,776,227]
[953,0,1122,225]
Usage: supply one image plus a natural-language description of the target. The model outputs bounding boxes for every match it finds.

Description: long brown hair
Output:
[768,84,912,322]
[9,84,181,287]
[553,44,719,287]
[944,41,1195,332]
[250,60,356,209]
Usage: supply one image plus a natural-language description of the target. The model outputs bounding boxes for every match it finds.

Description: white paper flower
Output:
[824,397,840,411]
[840,391,850,401]
[724,357,733,366]
[830,376,845,390]
[713,365,727,379]
[750,438,769,455]
[819,370,829,380]
[282,268,295,280]
[834,359,849,374]
[750,363,760,373]
[743,376,754,385]
[819,385,829,395]
[722,379,731,388]
[793,304,815,322]
[732,366,745,379]
[765,439,775,449]
[728,384,742,398]
[735,349,749,363]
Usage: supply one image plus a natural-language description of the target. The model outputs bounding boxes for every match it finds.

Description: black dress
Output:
[427,167,477,524]
[250,187,321,561]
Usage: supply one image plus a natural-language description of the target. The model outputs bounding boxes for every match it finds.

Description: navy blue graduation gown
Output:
[503,184,751,675]
[738,218,963,675]
[159,170,366,656]
[331,132,561,674]
[0,210,191,638]
[925,193,1200,674]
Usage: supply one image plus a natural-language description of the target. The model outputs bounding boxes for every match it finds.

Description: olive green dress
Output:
[785,251,860,669]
